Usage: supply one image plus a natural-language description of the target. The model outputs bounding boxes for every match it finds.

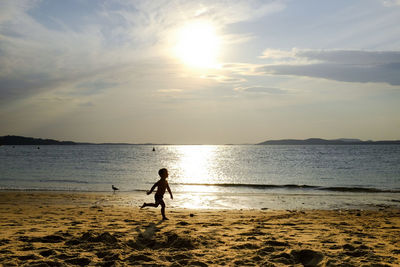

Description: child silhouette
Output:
[141,168,173,220]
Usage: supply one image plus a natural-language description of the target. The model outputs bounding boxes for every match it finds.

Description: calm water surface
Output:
[1,145,399,209]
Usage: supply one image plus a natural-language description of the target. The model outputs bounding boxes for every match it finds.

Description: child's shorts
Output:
[155,194,165,206]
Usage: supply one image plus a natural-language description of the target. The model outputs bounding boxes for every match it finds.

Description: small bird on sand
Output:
[112,185,119,193]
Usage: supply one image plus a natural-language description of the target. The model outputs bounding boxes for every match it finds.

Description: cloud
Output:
[235,86,287,94]
[382,0,400,6]
[73,81,120,96]
[296,50,400,64]
[259,49,400,85]
[0,1,36,23]
[78,101,94,107]
[260,49,297,60]
[0,0,285,104]
[157,89,183,93]
[201,74,246,83]
[187,0,285,25]
[222,63,263,76]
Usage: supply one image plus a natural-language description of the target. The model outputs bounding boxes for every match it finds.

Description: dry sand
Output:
[0,191,399,266]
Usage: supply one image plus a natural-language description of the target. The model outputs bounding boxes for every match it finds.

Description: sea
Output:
[1,145,400,210]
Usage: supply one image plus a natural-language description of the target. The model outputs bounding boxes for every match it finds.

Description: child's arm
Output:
[147,181,158,195]
[166,182,173,199]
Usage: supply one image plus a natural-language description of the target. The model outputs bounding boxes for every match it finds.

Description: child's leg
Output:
[142,194,162,209]
[141,202,159,208]
[160,200,167,220]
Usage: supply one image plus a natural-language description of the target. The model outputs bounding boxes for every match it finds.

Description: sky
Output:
[0,0,399,144]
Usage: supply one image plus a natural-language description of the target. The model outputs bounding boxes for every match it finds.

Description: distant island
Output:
[257,138,400,145]
[0,135,81,145]
[0,135,160,145]
[1,135,400,145]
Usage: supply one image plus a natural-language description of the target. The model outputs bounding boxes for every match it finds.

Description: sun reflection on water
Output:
[173,145,218,185]
[165,145,229,209]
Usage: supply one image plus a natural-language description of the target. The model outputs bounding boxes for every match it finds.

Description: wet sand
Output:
[0,191,399,266]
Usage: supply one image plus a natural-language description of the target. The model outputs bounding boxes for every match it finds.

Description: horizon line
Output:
[2,135,400,146]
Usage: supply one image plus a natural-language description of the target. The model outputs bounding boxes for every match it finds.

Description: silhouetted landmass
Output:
[2,135,399,146]
[0,135,80,145]
[258,138,400,145]
[0,135,162,145]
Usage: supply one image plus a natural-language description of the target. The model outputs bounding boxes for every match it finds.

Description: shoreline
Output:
[1,191,400,266]
[1,190,400,211]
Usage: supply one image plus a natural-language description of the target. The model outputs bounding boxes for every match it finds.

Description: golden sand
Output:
[0,192,399,266]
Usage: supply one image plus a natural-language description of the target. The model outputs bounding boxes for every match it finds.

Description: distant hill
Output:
[258,138,400,145]
[0,135,80,145]
[2,135,399,146]
[0,135,159,145]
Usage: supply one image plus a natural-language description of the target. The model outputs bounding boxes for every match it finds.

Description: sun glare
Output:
[175,145,217,184]
[175,21,221,69]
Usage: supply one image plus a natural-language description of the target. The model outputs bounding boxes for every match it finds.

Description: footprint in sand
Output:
[231,243,260,250]
[126,254,154,263]
[189,260,208,267]
[17,254,39,261]
[172,254,191,261]
[19,234,65,243]
[65,257,91,265]
[39,249,56,257]
[0,239,10,246]
[291,249,324,266]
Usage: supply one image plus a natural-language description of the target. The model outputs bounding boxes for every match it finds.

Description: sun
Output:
[175,21,221,69]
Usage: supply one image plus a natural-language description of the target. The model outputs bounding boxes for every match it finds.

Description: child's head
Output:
[158,168,168,179]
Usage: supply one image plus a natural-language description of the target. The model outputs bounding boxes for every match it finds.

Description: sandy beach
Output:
[0,192,399,266]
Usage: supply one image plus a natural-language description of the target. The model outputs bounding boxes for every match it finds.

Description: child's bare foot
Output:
[162,217,169,220]
[140,203,146,209]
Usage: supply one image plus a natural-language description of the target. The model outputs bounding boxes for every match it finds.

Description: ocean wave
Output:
[172,183,400,193]
[0,178,90,184]
[41,179,89,184]
[317,186,400,193]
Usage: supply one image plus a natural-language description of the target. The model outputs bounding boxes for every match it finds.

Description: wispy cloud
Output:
[201,74,246,83]
[0,0,285,104]
[259,49,400,85]
[382,0,400,6]
[157,89,183,93]
[222,63,263,76]
[235,86,288,94]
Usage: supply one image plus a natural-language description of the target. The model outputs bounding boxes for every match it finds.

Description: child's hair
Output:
[158,168,168,177]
